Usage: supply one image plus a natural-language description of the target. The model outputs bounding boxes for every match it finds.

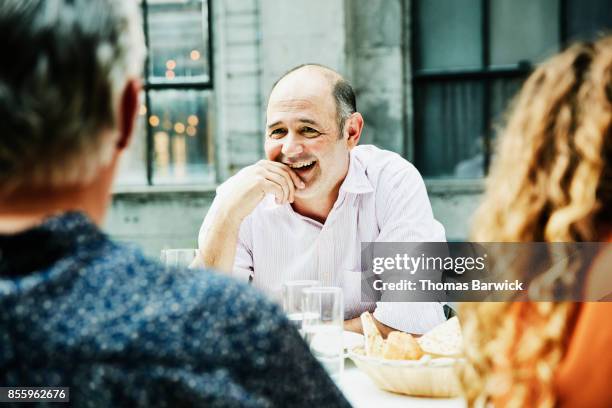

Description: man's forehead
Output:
[266,97,334,126]
[268,97,318,112]
[267,82,336,124]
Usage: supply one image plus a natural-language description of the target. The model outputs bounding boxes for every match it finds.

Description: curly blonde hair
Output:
[460,36,612,407]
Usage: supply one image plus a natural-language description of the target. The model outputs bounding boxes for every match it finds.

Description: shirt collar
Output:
[0,211,105,277]
[339,149,374,195]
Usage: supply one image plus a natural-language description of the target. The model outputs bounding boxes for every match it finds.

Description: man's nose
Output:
[280,133,304,157]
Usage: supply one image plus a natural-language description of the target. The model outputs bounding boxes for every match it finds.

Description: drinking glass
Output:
[282,280,321,332]
[301,286,344,382]
[160,248,200,269]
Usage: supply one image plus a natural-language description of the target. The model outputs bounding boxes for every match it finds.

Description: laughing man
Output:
[198,64,447,335]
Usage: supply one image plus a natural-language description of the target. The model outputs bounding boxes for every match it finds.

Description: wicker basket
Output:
[348,348,463,398]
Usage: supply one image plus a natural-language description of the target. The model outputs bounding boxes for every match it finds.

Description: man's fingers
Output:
[254,165,289,203]
[266,161,306,190]
[261,177,287,204]
[265,171,290,203]
[266,166,296,203]
[286,167,305,191]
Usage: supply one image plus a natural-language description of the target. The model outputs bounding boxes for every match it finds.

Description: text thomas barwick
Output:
[372,279,525,291]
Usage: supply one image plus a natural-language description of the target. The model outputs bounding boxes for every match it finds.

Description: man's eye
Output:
[269,129,286,138]
[302,127,319,135]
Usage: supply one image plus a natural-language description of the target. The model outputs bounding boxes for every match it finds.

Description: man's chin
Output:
[294,187,310,199]
[294,183,317,199]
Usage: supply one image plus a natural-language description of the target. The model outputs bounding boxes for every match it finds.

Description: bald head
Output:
[269,64,356,133]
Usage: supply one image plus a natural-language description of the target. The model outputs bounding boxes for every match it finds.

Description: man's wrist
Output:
[344,317,362,334]
[344,315,398,338]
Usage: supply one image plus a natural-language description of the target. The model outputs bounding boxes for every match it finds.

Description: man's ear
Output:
[116,78,142,150]
[344,112,364,149]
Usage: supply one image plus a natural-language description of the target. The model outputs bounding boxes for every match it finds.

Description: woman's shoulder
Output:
[555,236,612,406]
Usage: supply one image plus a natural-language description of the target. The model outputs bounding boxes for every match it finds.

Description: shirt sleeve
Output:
[374,161,446,243]
[198,190,254,282]
[372,161,447,334]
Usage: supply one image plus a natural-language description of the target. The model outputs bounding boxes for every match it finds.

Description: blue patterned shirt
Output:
[0,212,351,407]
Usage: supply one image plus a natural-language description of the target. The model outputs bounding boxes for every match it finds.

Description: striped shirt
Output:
[200,145,447,333]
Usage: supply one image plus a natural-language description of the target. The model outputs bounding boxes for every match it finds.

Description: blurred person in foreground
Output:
[0,1,350,406]
[460,36,612,407]
[197,64,447,336]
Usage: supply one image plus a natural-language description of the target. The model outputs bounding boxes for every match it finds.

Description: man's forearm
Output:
[198,209,242,273]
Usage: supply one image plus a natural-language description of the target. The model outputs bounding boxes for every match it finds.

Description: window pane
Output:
[414,80,484,178]
[149,90,215,184]
[490,0,559,67]
[115,104,148,185]
[488,76,527,172]
[416,0,482,71]
[147,0,210,83]
[566,0,612,42]
[490,77,525,130]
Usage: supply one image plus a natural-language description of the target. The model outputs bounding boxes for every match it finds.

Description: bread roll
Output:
[382,331,423,360]
[416,316,462,357]
[360,312,385,357]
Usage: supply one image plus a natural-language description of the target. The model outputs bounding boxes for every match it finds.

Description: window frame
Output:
[141,0,214,186]
[409,0,568,180]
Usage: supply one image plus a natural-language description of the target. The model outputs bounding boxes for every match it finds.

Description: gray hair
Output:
[332,78,357,134]
[0,0,146,194]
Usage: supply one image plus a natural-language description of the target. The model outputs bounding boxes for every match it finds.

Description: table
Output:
[339,360,466,408]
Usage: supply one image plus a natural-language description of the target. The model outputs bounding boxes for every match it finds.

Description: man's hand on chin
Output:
[221,160,305,221]
[198,160,303,273]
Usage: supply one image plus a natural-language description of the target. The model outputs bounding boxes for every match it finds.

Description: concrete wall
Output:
[260,0,346,94]
[105,0,483,256]
[426,181,483,241]
[105,187,216,258]
[345,0,406,154]
[214,0,264,176]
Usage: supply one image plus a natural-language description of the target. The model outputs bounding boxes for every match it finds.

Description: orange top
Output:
[555,241,612,408]
[555,303,612,407]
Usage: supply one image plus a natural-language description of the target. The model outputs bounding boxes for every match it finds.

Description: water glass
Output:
[160,248,200,269]
[301,286,344,382]
[282,280,321,331]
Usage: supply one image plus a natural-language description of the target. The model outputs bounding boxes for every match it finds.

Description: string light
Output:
[165,70,175,79]
[186,126,197,137]
[174,122,185,134]
[149,115,160,126]
[166,59,176,70]
[187,115,199,126]
[190,50,201,61]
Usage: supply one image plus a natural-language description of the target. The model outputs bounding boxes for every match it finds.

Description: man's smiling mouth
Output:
[287,160,316,169]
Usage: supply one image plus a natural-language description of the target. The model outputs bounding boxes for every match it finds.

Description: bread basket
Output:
[348,348,463,397]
